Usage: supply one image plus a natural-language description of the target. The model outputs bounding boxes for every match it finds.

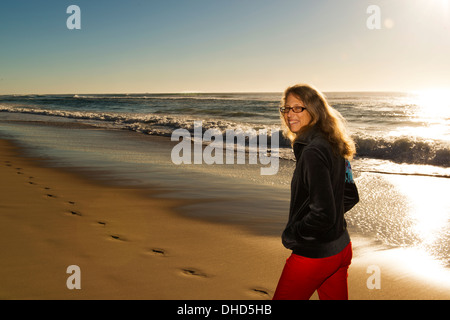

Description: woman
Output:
[273,84,359,300]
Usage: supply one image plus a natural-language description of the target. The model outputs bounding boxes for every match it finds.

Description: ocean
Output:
[0,92,449,268]
[1,92,449,173]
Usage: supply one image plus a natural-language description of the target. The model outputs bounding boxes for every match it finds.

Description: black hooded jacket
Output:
[281,126,359,258]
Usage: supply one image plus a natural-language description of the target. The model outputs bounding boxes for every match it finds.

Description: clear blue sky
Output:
[1,0,449,94]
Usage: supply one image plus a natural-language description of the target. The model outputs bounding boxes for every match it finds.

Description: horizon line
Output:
[0,89,421,96]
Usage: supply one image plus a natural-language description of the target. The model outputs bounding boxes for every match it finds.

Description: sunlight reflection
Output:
[388,125,448,141]
[414,89,450,120]
[385,175,450,263]
[382,247,450,285]
[394,89,450,142]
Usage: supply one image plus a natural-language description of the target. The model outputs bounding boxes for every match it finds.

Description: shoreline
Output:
[1,137,449,300]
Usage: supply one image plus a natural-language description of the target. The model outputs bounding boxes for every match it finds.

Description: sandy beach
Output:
[1,137,449,300]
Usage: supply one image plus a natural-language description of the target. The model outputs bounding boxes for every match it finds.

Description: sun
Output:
[438,0,450,14]
[414,0,450,18]
[439,0,450,8]
[434,0,449,14]
[427,0,449,9]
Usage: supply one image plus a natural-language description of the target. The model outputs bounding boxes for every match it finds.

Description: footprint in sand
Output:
[181,268,208,278]
[250,288,271,298]
[68,210,82,216]
[46,193,57,199]
[150,248,167,257]
[110,234,126,241]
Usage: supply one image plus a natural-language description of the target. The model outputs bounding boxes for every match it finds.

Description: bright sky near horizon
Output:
[0,0,449,94]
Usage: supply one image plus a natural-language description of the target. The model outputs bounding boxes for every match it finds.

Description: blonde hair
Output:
[280,84,356,160]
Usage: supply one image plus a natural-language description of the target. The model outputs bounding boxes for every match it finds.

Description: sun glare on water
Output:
[415,89,450,119]
[395,89,450,142]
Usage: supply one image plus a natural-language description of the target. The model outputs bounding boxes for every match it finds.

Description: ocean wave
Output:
[0,104,284,137]
[1,105,448,168]
[354,136,450,167]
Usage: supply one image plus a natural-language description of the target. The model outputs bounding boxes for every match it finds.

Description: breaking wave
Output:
[1,104,449,168]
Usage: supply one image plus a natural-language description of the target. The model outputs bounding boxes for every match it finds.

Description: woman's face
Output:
[284,93,312,133]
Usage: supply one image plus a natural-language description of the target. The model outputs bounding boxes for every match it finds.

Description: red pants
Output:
[273,242,352,300]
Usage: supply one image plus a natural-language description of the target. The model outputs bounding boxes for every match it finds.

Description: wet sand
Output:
[1,138,449,300]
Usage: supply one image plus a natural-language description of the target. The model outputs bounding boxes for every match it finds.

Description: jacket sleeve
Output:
[344,160,359,212]
[296,147,336,239]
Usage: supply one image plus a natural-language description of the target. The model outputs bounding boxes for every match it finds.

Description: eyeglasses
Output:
[279,106,307,113]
